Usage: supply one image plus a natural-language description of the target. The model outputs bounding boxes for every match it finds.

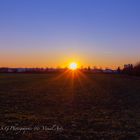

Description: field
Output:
[0,71,140,140]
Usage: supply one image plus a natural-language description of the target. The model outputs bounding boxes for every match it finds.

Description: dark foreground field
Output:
[0,71,140,140]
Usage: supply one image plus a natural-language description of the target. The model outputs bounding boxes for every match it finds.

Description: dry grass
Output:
[0,72,140,139]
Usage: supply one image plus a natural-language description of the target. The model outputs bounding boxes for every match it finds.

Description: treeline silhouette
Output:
[120,62,140,76]
[1,62,140,76]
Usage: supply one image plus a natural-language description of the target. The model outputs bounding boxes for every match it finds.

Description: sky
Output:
[0,0,140,68]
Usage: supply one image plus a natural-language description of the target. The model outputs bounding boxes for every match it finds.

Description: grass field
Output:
[0,71,140,139]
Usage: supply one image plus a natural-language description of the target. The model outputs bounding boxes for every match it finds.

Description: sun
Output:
[69,62,78,70]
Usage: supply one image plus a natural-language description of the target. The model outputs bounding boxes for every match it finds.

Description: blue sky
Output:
[0,0,140,68]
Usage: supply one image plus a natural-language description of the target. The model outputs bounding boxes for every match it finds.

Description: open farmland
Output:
[0,72,140,140]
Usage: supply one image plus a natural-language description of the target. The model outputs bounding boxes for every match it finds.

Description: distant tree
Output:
[133,62,140,76]
[99,67,102,70]
[123,64,133,75]
[93,66,97,70]
[117,67,121,73]
[88,66,91,71]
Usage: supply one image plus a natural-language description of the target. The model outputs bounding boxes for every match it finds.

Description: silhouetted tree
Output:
[88,66,91,71]
[117,67,121,74]
[123,64,133,75]
[133,62,140,76]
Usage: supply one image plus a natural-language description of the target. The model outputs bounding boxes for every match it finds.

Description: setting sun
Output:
[69,62,78,70]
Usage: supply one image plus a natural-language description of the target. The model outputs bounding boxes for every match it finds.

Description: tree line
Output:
[118,62,140,76]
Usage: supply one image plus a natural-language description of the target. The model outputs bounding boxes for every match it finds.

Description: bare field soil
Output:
[0,72,140,140]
